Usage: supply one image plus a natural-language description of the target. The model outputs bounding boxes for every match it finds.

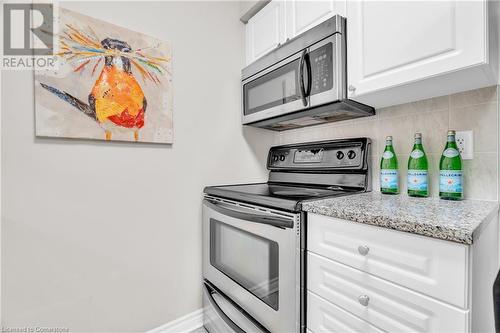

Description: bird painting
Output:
[35,8,172,144]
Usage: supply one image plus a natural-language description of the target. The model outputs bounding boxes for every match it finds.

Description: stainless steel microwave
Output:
[242,15,375,131]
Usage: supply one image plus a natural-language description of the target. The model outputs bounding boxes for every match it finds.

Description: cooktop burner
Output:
[271,189,327,197]
[204,183,359,212]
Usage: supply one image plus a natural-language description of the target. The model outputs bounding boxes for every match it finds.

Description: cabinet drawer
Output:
[308,252,469,333]
[308,291,383,333]
[307,213,469,308]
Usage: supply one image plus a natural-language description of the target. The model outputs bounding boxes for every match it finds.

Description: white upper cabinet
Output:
[286,1,346,39]
[245,1,346,65]
[244,0,498,108]
[347,0,497,107]
[245,1,286,65]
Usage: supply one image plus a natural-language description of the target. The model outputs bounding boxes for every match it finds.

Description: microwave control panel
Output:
[309,42,333,96]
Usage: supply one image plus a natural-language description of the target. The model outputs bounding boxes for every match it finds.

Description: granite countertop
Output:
[302,192,499,245]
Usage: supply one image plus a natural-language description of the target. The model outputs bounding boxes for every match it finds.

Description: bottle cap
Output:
[386,136,393,140]
[414,132,422,138]
[447,130,456,136]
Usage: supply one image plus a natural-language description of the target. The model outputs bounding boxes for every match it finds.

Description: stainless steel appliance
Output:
[242,15,375,131]
[202,138,371,333]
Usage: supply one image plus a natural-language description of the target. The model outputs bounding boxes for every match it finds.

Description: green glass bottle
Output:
[439,130,463,200]
[380,136,399,194]
[407,133,429,197]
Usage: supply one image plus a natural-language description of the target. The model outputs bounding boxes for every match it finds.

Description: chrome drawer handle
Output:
[358,295,370,306]
[358,245,370,256]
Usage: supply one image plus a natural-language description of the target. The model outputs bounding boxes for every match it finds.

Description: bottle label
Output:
[380,169,398,190]
[407,170,428,191]
[382,151,394,159]
[410,150,424,159]
[443,148,459,158]
[439,171,463,193]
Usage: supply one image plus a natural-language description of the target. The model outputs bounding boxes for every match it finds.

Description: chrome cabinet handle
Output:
[358,295,370,306]
[348,85,356,92]
[358,245,370,256]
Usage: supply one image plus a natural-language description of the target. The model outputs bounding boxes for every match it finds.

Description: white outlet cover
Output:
[455,130,473,160]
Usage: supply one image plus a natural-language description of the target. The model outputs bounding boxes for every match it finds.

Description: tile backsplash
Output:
[278,86,499,201]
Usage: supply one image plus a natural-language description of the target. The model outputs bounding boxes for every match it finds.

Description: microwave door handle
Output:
[299,49,308,107]
[203,283,270,333]
[305,51,312,97]
[204,200,294,229]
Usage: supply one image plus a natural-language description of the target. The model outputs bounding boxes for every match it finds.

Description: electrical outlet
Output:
[455,130,473,160]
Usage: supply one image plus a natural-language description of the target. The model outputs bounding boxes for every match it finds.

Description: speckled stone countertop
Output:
[302,192,499,245]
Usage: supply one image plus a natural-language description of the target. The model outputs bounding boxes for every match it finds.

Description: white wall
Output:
[238,0,270,22]
[1,2,275,332]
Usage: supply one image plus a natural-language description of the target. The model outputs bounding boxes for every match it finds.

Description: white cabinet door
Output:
[307,213,469,309]
[245,1,286,65]
[308,252,470,333]
[347,0,489,107]
[308,291,384,333]
[286,0,346,38]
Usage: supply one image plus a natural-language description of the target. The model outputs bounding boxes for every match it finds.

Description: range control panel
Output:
[268,138,369,170]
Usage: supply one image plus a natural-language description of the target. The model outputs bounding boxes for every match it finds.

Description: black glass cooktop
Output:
[204,183,359,212]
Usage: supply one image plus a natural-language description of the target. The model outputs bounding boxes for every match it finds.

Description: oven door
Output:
[202,197,301,333]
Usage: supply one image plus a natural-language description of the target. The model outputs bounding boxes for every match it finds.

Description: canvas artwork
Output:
[35,8,173,143]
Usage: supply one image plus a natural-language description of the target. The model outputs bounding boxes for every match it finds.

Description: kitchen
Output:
[1,1,500,333]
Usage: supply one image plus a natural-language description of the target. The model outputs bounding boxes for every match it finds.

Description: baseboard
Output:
[146,309,203,333]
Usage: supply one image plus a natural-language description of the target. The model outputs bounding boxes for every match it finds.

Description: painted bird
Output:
[40,38,147,141]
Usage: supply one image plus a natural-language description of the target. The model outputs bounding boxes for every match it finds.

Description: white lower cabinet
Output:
[308,291,384,333]
[306,213,499,333]
[308,252,468,333]
[308,214,468,308]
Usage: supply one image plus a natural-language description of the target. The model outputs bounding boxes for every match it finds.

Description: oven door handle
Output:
[203,282,270,333]
[204,200,294,229]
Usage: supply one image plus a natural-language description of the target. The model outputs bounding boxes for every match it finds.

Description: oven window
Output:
[210,219,279,310]
[243,59,300,116]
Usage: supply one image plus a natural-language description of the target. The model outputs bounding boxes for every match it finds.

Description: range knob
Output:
[336,151,344,159]
[279,155,286,161]
[273,155,279,162]
[347,150,356,159]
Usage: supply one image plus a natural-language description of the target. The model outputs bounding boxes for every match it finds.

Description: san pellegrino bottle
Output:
[439,130,463,200]
[380,136,399,194]
[407,133,429,197]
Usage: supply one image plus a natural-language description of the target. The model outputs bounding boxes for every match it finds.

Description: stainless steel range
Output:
[202,138,371,333]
